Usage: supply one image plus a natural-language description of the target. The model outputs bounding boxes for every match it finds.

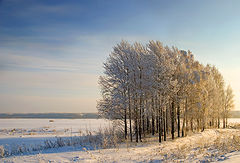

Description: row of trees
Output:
[97,40,235,143]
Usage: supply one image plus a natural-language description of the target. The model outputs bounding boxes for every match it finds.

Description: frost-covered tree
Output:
[98,40,235,143]
[223,85,235,128]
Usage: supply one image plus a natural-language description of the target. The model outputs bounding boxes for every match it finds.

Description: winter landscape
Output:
[1,118,240,162]
[1,0,240,163]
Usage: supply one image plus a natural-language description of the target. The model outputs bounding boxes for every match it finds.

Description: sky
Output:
[0,0,239,113]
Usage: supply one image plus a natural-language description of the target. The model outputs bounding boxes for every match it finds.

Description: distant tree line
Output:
[0,113,99,119]
[97,40,235,142]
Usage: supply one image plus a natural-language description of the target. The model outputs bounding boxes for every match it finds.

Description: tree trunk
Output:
[152,97,155,135]
[124,91,127,140]
[158,103,162,143]
[203,109,206,132]
[223,113,226,129]
[139,68,142,142]
[128,88,133,142]
[177,104,180,137]
[163,108,166,141]
[135,117,138,143]
[147,114,150,133]
[171,100,175,140]
[152,113,155,135]
[142,101,145,137]
[191,118,193,132]
[156,96,159,133]
[134,96,138,143]
[166,103,169,134]
[182,114,185,137]
[185,99,188,135]
[217,114,220,128]
[226,117,228,128]
[139,104,142,142]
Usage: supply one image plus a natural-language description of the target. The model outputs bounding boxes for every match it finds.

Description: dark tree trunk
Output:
[135,117,138,143]
[177,104,180,137]
[134,96,138,143]
[124,108,127,139]
[139,100,142,142]
[139,68,142,142]
[202,108,206,132]
[129,112,133,142]
[163,109,166,141]
[185,99,189,135]
[201,117,205,132]
[128,88,132,142]
[217,115,220,128]
[223,115,226,129]
[142,102,145,137]
[171,101,175,140]
[166,101,170,134]
[226,118,228,128]
[147,115,150,133]
[152,113,155,135]
[182,98,187,137]
[158,104,162,143]
[124,92,127,140]
[152,97,155,135]
[182,115,185,137]
[156,96,159,133]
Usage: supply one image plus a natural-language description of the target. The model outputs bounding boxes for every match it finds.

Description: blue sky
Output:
[0,0,239,113]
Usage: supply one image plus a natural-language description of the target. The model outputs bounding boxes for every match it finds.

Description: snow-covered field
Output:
[1,118,240,162]
[0,118,111,137]
[0,119,111,158]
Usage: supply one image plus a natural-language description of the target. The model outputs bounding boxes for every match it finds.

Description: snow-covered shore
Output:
[1,128,240,162]
[2,119,240,162]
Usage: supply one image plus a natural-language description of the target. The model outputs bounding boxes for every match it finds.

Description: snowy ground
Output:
[1,119,240,162]
[2,129,240,162]
[0,119,111,138]
[0,119,111,157]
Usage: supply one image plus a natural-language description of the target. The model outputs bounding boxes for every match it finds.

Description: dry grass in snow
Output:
[2,128,240,162]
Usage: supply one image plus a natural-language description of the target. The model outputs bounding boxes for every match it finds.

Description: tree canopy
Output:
[98,40,235,142]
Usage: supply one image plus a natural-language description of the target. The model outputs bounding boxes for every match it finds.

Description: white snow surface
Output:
[1,118,240,162]
[0,119,111,136]
[0,119,111,157]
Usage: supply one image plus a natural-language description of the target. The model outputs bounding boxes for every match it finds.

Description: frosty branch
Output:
[97,40,235,143]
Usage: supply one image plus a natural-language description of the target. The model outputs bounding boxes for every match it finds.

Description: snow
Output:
[0,119,111,157]
[1,118,240,162]
[0,129,236,162]
[214,151,240,163]
[0,118,111,144]
[0,119,111,136]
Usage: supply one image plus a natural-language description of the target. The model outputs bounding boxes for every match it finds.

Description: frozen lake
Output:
[0,118,111,133]
[0,118,112,154]
[0,118,239,136]
[0,118,112,139]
